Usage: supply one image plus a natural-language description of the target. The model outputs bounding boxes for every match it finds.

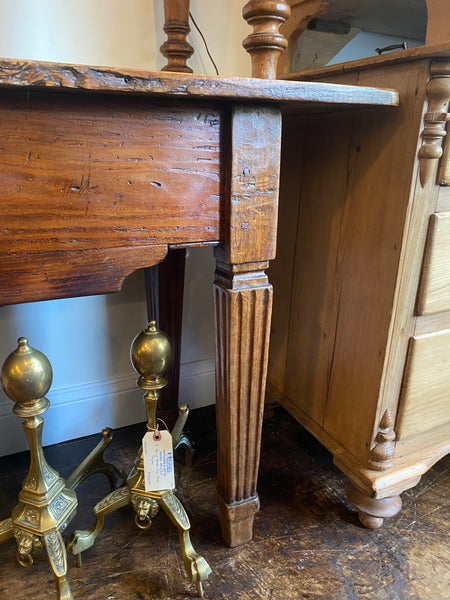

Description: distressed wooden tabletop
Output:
[0,57,398,306]
[0,57,399,109]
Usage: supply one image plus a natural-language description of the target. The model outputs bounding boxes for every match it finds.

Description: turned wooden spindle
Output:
[368,409,396,471]
[160,0,193,73]
[242,0,291,79]
[418,61,450,186]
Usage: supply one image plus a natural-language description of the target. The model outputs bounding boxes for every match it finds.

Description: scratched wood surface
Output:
[0,91,221,304]
[0,57,397,307]
[213,105,280,547]
[0,58,398,109]
[0,407,448,599]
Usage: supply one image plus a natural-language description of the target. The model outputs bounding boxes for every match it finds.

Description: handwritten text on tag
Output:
[142,430,175,492]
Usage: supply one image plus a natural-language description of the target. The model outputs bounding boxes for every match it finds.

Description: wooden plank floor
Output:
[0,407,448,599]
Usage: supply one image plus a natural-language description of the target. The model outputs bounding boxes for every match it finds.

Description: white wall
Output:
[0,0,251,456]
[0,0,250,76]
[292,28,424,72]
[328,31,423,65]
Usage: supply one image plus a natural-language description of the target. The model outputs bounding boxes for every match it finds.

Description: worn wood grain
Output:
[215,105,281,266]
[396,331,450,439]
[242,0,290,79]
[266,114,305,395]
[271,62,424,462]
[0,92,221,304]
[152,248,186,425]
[0,58,398,109]
[418,212,450,315]
[160,0,193,73]
[322,62,428,460]
[0,245,168,304]
[269,50,450,529]
[214,106,280,547]
[0,55,399,546]
[282,107,357,426]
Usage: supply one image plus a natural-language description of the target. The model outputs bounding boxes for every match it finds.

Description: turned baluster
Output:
[419,61,450,186]
[242,0,291,79]
[160,0,194,73]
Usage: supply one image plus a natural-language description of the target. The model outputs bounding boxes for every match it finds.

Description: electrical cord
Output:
[189,11,220,76]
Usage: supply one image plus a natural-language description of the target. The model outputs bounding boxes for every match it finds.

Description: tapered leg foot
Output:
[347,482,402,529]
[44,530,73,600]
[160,491,211,597]
[214,264,272,547]
[216,492,260,547]
[67,485,131,558]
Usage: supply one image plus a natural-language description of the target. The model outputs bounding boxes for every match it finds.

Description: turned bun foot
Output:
[347,482,402,529]
[357,512,384,529]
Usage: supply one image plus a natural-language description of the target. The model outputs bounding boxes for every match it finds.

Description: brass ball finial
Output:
[1,337,53,415]
[130,321,173,386]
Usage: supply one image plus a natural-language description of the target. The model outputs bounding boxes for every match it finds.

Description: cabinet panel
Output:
[396,330,450,439]
[418,213,450,315]
[269,47,450,525]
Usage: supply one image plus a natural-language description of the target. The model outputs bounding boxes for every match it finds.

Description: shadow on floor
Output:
[0,407,448,599]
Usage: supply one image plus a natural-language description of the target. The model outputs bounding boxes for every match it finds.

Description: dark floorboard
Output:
[0,407,448,599]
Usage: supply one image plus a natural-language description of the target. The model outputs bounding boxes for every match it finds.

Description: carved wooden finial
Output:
[368,409,396,471]
[242,0,291,79]
[160,0,194,73]
[419,60,450,186]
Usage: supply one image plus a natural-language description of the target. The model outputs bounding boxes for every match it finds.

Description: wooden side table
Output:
[0,58,397,546]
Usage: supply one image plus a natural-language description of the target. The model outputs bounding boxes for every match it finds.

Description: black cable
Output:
[189,11,220,76]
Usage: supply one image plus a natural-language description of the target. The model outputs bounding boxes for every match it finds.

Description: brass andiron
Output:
[67,321,211,597]
[0,337,125,600]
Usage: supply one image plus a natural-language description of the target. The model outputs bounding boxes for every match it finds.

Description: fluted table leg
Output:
[214,105,281,546]
[214,265,272,546]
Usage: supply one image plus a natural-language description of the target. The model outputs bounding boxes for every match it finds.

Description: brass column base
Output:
[0,426,124,600]
[67,410,211,597]
[0,337,125,600]
[1,325,210,598]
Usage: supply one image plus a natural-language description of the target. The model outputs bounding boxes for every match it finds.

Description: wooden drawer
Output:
[396,330,450,440]
[417,212,450,315]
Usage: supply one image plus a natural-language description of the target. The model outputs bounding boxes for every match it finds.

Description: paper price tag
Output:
[142,430,175,492]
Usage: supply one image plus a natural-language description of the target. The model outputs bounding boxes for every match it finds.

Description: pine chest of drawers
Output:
[269,44,450,527]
